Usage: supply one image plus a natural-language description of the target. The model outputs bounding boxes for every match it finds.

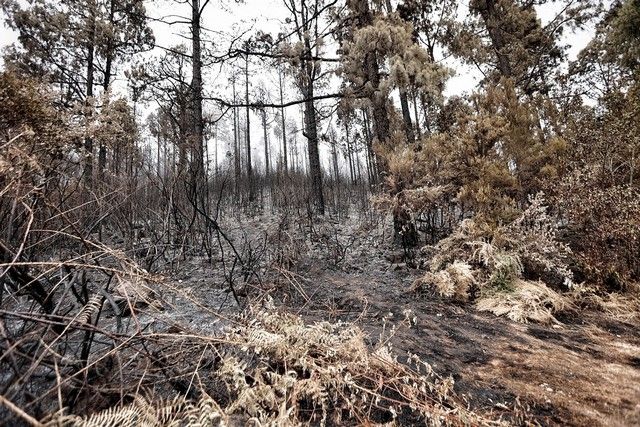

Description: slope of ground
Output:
[7,212,637,426]
[246,214,640,426]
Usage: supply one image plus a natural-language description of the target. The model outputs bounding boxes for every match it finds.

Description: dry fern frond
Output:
[472,241,498,267]
[476,280,568,323]
[73,294,104,325]
[49,395,154,427]
[188,394,226,427]
[413,261,476,301]
[46,394,226,427]
[44,310,494,426]
[219,310,484,426]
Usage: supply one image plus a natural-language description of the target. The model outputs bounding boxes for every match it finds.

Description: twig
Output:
[0,395,44,427]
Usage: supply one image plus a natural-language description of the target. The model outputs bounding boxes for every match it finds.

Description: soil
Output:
[255,214,639,426]
[289,264,640,426]
[151,212,640,426]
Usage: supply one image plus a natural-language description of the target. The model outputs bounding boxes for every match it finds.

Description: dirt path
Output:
[284,255,640,426]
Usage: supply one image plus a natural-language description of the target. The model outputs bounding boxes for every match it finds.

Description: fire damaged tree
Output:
[280,0,338,215]
[339,0,448,248]
[454,0,596,94]
[1,0,153,187]
[189,0,207,217]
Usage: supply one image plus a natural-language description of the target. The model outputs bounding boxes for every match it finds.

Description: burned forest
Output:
[0,0,639,425]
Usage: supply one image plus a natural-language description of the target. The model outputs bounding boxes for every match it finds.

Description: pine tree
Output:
[2,0,153,186]
[280,0,336,215]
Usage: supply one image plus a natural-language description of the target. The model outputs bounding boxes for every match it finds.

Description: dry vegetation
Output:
[39,309,488,427]
[411,194,575,323]
[2,0,640,425]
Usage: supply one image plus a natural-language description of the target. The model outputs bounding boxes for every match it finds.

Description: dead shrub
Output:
[557,181,640,289]
[476,280,567,324]
[413,194,573,323]
[44,309,494,427]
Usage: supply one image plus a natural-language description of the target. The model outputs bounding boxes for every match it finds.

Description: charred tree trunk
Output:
[355,143,362,183]
[413,90,422,138]
[399,88,415,143]
[345,120,355,184]
[302,76,324,214]
[261,108,270,177]
[350,0,417,246]
[331,137,339,183]
[362,108,377,182]
[191,0,205,191]
[245,55,254,200]
[83,2,96,188]
[350,0,390,178]
[232,79,241,190]
[279,67,288,174]
[472,0,513,78]
[98,0,116,182]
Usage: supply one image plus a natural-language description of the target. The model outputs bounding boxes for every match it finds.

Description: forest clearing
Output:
[1,0,639,425]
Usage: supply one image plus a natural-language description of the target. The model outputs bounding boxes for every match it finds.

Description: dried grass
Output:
[43,309,497,427]
[476,280,568,323]
[413,261,475,301]
[413,194,577,323]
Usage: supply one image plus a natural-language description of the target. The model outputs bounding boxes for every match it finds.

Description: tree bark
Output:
[261,108,270,176]
[84,1,96,187]
[191,0,205,197]
[412,90,422,138]
[232,79,241,189]
[279,67,288,174]
[345,119,355,184]
[355,142,362,182]
[98,0,116,182]
[350,0,390,176]
[245,54,254,200]
[331,134,339,182]
[362,108,376,182]
[302,74,324,214]
[473,0,513,78]
[399,87,415,143]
